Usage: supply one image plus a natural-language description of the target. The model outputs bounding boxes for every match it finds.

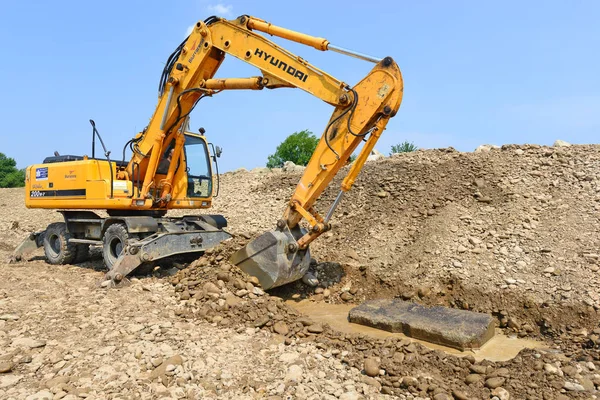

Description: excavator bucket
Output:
[230,225,310,290]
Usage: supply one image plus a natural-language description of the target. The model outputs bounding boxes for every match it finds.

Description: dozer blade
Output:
[230,225,310,290]
[9,231,45,263]
[105,229,232,283]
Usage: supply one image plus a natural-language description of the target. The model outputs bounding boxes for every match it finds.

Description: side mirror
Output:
[215,146,222,158]
[199,127,206,135]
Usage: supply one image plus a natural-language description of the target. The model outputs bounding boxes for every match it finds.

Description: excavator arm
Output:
[127,15,403,288]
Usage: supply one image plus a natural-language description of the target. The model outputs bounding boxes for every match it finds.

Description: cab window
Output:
[183,135,212,198]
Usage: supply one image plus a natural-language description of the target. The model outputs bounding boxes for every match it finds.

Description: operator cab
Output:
[152,129,220,202]
[182,133,213,198]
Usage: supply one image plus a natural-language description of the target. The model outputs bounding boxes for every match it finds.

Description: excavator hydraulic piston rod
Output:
[200,77,263,90]
[327,44,381,63]
[325,190,344,222]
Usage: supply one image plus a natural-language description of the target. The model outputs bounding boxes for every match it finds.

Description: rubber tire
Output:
[102,223,131,270]
[43,222,76,265]
[74,244,91,263]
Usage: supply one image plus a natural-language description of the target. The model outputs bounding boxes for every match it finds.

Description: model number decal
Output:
[30,190,46,197]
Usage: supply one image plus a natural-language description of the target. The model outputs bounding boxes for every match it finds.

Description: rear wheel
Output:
[102,223,132,270]
[43,222,76,265]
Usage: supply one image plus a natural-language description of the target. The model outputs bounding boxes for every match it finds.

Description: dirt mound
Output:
[206,145,600,337]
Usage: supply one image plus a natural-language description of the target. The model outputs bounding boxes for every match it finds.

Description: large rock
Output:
[367,149,385,162]
[349,299,494,350]
[474,144,500,152]
[553,139,571,147]
[282,161,305,172]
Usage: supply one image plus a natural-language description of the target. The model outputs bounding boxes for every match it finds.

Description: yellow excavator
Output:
[12,15,403,289]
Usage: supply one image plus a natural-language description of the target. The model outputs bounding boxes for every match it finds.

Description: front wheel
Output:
[102,223,133,270]
[43,222,76,265]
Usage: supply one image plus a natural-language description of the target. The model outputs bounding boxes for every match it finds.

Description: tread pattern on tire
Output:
[43,222,76,265]
[102,223,130,270]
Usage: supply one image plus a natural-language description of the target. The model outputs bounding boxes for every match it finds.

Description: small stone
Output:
[180,291,191,300]
[491,387,510,400]
[254,315,269,328]
[433,394,452,400]
[302,273,319,287]
[247,276,260,286]
[165,364,176,372]
[563,381,585,391]
[203,282,220,294]
[404,343,418,353]
[586,361,596,371]
[469,364,487,375]
[286,365,303,382]
[338,392,360,400]
[364,358,380,377]
[544,364,559,375]
[393,352,405,363]
[151,357,164,367]
[12,338,46,349]
[463,354,476,364]
[18,355,32,364]
[507,317,520,330]
[273,322,289,336]
[402,376,418,387]
[216,272,229,282]
[0,361,13,373]
[469,237,482,245]
[340,292,353,301]
[377,191,388,198]
[457,245,467,253]
[360,375,381,390]
[233,279,245,289]
[150,355,183,380]
[0,314,19,321]
[100,280,112,288]
[485,377,506,389]
[307,324,323,334]
[465,374,483,384]
[452,389,470,400]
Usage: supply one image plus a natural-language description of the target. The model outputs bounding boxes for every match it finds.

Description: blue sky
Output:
[1,1,598,172]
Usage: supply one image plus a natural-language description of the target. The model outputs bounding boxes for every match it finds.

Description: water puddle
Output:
[288,299,548,362]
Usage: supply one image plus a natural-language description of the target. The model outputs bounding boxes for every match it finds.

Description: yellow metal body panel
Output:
[25,134,213,211]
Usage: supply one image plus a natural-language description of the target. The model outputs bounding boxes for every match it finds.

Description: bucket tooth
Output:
[230,225,310,290]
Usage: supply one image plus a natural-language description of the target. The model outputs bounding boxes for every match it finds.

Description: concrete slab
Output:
[348,299,494,350]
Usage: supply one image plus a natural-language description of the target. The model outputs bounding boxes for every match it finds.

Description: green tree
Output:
[0,153,25,188]
[390,141,418,155]
[266,130,320,168]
